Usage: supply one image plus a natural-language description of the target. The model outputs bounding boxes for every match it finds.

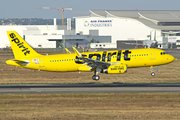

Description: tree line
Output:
[0,18,75,28]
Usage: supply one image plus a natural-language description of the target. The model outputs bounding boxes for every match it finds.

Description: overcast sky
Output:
[1,0,180,19]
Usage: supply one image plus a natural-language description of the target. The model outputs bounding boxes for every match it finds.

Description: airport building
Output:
[76,10,180,48]
[0,18,110,49]
[1,10,180,49]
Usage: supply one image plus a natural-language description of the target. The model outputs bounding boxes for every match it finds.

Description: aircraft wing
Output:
[72,47,120,72]
[82,58,111,70]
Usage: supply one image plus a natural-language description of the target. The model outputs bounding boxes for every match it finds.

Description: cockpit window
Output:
[160,52,168,55]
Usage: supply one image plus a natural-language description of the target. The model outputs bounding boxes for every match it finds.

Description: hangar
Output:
[75,10,180,48]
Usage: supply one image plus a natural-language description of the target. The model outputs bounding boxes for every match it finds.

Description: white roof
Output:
[89,10,180,30]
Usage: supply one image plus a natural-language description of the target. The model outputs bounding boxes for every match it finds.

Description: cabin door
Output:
[149,50,155,60]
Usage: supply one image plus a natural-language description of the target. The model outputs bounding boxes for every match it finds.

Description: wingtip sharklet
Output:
[65,48,71,54]
[72,47,82,57]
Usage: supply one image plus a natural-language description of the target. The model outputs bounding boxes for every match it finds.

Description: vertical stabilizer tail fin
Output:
[7,31,41,59]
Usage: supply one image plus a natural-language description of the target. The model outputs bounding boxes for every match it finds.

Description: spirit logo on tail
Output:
[9,33,30,55]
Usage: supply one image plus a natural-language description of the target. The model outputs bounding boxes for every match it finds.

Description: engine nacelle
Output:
[101,64,127,74]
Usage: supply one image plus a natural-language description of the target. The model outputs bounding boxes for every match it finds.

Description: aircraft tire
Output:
[151,72,155,76]
[92,75,100,81]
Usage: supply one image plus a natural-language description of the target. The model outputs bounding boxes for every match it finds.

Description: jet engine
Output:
[101,64,127,74]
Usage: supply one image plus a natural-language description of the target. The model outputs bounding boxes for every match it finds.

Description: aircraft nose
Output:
[167,55,175,63]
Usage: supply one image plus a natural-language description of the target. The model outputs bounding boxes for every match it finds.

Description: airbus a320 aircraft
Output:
[6,31,176,80]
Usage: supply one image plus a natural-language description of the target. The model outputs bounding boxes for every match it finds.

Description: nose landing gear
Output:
[151,72,155,76]
[150,66,155,76]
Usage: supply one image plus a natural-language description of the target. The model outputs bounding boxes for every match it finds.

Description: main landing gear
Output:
[92,71,100,81]
[150,66,155,76]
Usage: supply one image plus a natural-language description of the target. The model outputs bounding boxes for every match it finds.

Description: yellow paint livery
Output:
[6,31,176,80]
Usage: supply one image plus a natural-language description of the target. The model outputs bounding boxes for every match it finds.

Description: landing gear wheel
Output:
[92,75,100,81]
[151,72,155,76]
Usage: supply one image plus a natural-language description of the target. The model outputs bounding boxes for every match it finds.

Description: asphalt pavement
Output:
[1,83,180,93]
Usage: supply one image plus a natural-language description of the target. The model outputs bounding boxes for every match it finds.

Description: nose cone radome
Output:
[167,55,175,63]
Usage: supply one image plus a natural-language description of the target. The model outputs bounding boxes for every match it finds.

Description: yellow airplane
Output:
[6,31,176,80]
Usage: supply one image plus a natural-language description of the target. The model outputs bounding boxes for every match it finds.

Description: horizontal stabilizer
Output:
[6,59,30,66]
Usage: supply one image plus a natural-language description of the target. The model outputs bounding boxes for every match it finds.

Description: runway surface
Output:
[1,83,180,93]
